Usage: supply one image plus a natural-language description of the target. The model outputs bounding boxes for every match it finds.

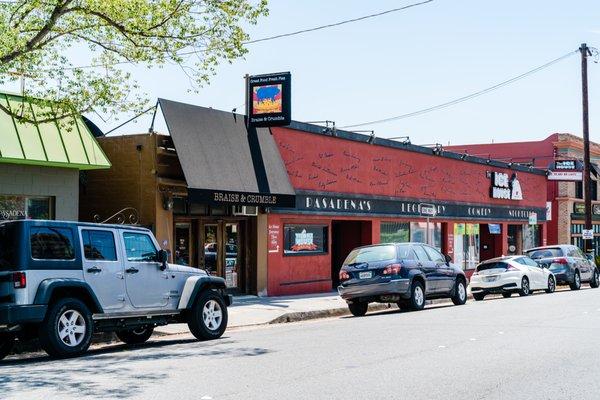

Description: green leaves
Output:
[0,0,268,123]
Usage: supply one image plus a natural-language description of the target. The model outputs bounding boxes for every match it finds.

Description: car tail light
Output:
[383,263,402,275]
[13,272,26,289]
[552,257,569,265]
[339,270,350,281]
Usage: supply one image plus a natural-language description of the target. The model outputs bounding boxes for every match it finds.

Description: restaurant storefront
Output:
[263,123,549,296]
[0,92,111,222]
[81,100,549,297]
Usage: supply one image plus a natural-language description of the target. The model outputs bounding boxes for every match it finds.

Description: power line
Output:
[340,50,579,129]
[41,0,434,71]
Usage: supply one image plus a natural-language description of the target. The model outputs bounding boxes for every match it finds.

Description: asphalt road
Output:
[2,287,600,400]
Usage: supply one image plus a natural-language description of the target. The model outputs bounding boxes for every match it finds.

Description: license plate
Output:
[359,271,373,279]
[483,276,497,282]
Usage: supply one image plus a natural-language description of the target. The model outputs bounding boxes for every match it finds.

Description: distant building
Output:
[447,133,600,253]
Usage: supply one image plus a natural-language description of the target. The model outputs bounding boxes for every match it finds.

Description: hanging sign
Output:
[548,160,583,181]
[528,212,537,225]
[246,72,291,127]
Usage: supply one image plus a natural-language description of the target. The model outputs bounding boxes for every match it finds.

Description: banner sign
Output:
[188,188,295,208]
[281,191,547,222]
[247,72,291,127]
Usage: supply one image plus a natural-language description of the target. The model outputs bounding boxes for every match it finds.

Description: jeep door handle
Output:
[125,267,139,274]
[87,266,102,273]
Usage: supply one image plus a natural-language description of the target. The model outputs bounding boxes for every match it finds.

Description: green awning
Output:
[0,92,111,170]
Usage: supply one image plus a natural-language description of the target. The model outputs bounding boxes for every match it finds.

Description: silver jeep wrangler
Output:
[0,220,232,360]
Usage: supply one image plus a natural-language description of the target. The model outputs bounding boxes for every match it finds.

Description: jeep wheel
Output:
[188,290,228,341]
[116,327,154,345]
[0,333,15,361]
[39,297,93,358]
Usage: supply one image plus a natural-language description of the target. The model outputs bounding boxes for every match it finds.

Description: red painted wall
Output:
[272,127,548,208]
[267,214,378,296]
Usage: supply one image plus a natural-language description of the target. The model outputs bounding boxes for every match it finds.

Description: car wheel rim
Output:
[576,274,580,286]
[549,278,555,291]
[132,327,147,335]
[58,310,86,347]
[414,286,424,306]
[458,283,466,301]
[523,279,529,294]
[202,300,223,331]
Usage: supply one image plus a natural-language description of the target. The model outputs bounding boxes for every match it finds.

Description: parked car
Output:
[0,220,232,360]
[469,255,556,300]
[337,243,467,316]
[525,245,600,290]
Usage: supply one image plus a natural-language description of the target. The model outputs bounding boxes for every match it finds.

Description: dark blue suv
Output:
[337,243,467,316]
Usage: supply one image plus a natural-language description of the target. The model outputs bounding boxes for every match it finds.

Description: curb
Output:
[267,296,469,325]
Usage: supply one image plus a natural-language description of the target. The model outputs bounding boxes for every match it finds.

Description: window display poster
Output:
[283,224,328,255]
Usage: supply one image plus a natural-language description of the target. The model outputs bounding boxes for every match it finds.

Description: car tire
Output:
[451,279,467,305]
[473,293,485,301]
[187,290,228,341]
[545,276,556,294]
[519,276,530,296]
[116,327,154,345]
[502,292,512,298]
[38,297,94,359]
[408,281,426,311]
[0,333,15,361]
[570,271,581,291]
[590,269,600,288]
[348,302,369,317]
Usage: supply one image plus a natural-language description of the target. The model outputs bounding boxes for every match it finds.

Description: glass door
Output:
[225,223,241,289]
[202,224,219,275]
[174,223,191,266]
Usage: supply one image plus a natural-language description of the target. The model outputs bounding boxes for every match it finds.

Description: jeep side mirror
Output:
[444,254,452,264]
[157,249,169,270]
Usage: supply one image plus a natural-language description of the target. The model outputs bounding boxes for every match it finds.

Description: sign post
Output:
[419,203,437,245]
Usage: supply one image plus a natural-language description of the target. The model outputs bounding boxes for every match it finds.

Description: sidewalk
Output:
[154,291,447,335]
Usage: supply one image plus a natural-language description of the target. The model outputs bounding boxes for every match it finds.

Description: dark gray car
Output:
[337,243,467,316]
[525,245,600,290]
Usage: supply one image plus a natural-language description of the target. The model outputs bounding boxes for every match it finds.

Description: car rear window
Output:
[30,227,76,260]
[344,245,396,265]
[526,248,563,259]
[477,261,509,271]
[0,223,18,270]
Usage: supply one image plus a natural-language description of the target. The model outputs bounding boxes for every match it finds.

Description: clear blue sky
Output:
[20,1,600,145]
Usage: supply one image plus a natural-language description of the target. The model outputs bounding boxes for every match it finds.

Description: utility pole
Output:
[580,43,593,254]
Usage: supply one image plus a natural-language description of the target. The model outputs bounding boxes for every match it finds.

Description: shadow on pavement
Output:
[0,336,271,399]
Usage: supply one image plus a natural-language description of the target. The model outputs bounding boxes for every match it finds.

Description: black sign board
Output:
[246,72,291,127]
[554,160,579,170]
[278,191,547,222]
[188,188,295,208]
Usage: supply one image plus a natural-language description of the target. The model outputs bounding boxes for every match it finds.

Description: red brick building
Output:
[447,133,600,254]
[81,101,550,296]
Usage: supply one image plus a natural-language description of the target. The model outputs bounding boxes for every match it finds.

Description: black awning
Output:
[159,99,295,207]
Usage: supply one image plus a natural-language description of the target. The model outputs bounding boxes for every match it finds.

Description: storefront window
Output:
[453,223,480,270]
[284,224,328,255]
[0,195,53,220]
[410,222,442,250]
[380,222,409,243]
